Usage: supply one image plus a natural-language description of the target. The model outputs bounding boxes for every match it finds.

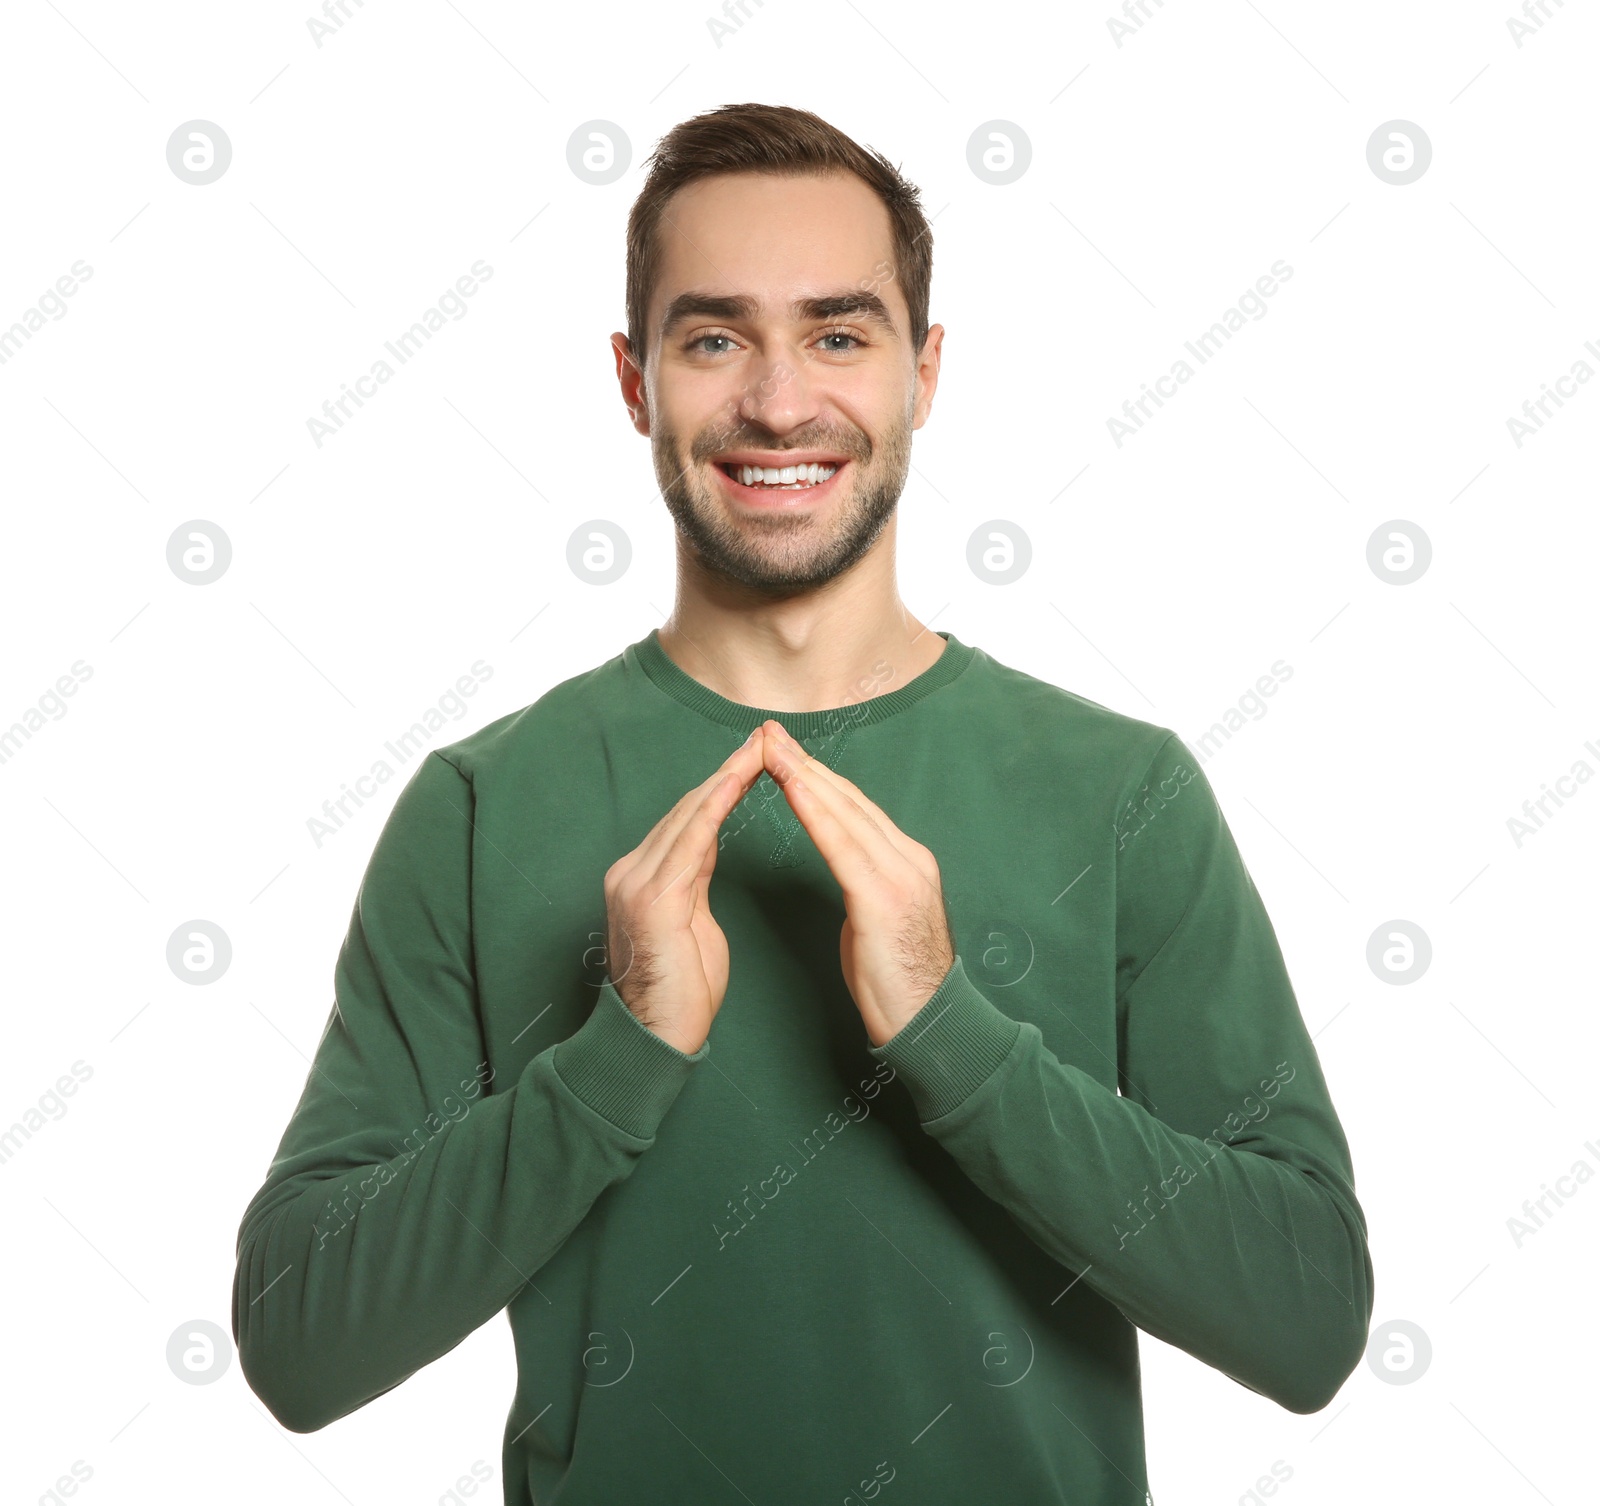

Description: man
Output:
[234,102,1373,1503]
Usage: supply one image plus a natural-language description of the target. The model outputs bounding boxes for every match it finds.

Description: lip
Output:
[712,457,850,508]
[711,450,853,467]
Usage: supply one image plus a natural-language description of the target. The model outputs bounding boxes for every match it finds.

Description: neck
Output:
[655,517,946,713]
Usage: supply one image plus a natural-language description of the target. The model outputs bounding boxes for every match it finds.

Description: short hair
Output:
[625,103,933,369]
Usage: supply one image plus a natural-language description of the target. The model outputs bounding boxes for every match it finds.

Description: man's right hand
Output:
[602,728,766,1055]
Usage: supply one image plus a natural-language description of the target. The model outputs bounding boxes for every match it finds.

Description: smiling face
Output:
[615,170,942,595]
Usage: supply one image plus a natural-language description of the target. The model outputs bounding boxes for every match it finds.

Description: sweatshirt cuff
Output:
[866,955,1023,1123]
[550,981,708,1140]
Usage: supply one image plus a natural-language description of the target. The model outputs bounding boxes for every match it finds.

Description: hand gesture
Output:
[604,729,766,1054]
[760,719,954,1046]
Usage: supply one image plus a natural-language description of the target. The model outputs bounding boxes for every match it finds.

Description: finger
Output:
[761,720,894,823]
[766,759,891,897]
[765,735,916,889]
[763,723,941,883]
[761,721,921,865]
[647,764,750,907]
[633,730,766,871]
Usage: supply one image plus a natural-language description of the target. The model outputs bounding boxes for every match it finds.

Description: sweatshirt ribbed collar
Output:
[631,627,974,740]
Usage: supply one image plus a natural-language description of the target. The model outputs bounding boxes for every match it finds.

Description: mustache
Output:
[689,423,872,464]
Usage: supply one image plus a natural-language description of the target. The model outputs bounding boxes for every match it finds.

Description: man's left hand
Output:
[760,719,955,1047]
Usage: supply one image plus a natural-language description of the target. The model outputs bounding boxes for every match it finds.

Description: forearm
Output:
[869,960,1373,1414]
[234,985,704,1432]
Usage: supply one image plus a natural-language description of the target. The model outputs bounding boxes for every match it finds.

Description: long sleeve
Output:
[233,751,708,1434]
[866,733,1373,1415]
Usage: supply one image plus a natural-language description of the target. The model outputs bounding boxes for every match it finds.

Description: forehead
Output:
[650,170,901,326]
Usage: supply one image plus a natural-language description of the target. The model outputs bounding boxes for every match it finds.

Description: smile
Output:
[712,456,851,506]
[717,460,840,490]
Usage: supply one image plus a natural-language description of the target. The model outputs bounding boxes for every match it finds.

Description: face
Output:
[613,170,942,595]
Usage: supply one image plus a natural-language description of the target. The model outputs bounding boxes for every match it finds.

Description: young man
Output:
[234,103,1373,1503]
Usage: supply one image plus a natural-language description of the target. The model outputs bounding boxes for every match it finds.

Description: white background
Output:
[1,1,1595,1502]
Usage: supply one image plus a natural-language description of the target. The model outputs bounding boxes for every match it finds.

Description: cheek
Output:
[662,372,751,434]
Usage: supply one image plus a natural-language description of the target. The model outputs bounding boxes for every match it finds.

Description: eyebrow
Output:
[659,289,900,342]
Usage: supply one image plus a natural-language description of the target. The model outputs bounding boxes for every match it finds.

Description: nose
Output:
[735,343,820,438]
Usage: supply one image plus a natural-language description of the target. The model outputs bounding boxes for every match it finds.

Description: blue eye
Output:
[685,328,867,357]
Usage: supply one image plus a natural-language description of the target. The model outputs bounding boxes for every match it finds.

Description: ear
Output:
[911,322,944,431]
[611,331,650,436]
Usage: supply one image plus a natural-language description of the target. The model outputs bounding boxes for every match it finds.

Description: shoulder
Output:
[955,635,1183,797]
[427,642,640,782]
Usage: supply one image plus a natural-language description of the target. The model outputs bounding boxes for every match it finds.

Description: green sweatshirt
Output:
[233,628,1373,1503]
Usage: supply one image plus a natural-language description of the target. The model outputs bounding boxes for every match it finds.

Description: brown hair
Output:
[625,103,933,370]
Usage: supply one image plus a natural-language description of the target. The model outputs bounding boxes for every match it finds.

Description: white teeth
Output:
[731,462,839,488]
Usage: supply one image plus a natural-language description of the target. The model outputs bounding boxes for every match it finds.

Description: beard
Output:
[652,401,912,597]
